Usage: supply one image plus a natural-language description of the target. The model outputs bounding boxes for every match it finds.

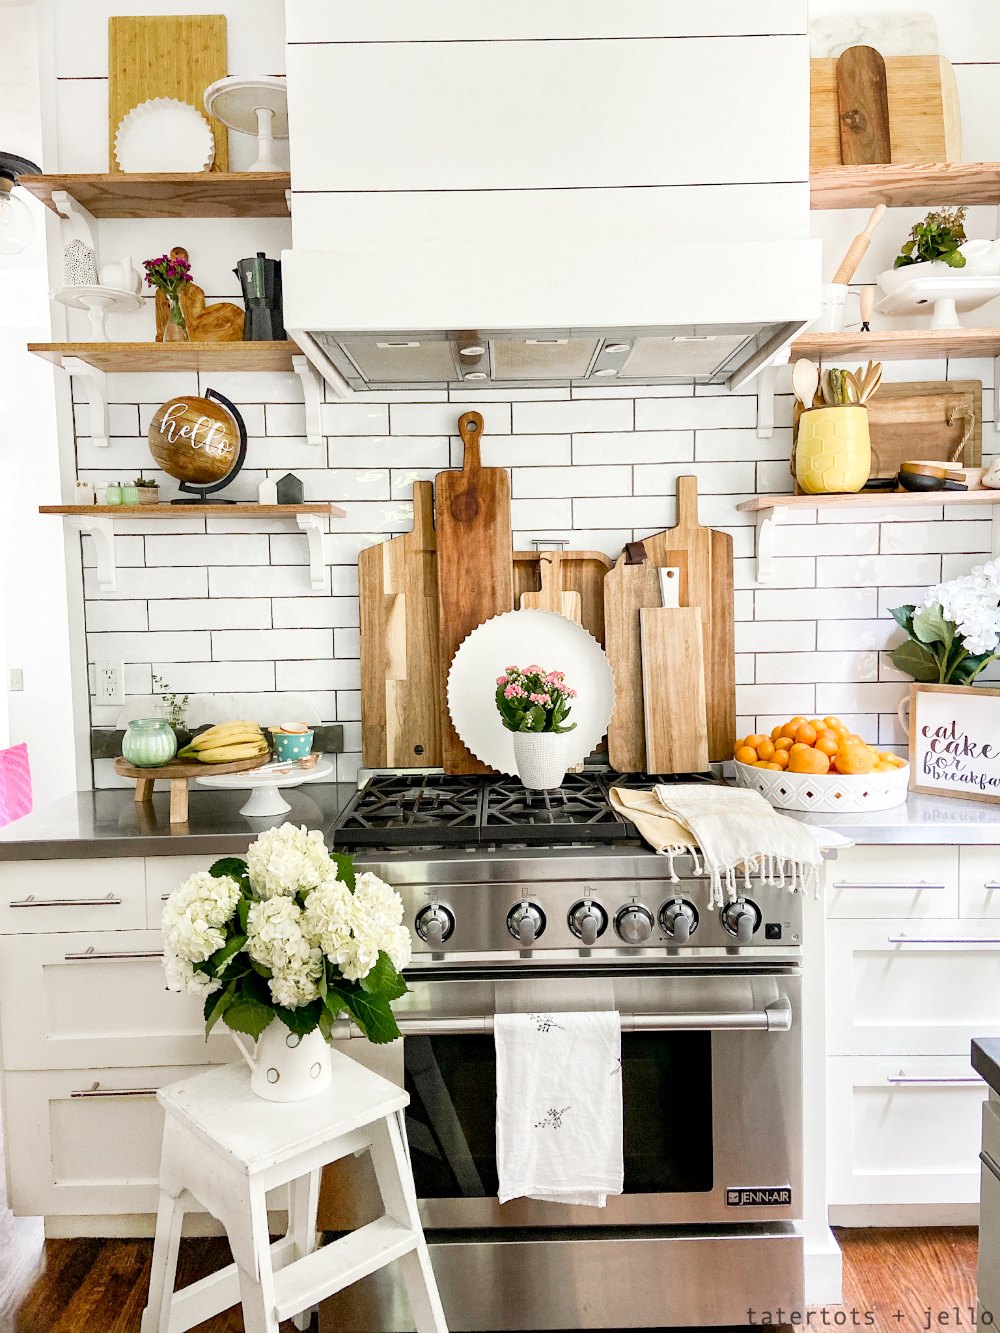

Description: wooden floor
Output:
[0,1225,981,1332]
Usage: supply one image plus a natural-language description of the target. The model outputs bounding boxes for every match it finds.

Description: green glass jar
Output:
[122,718,177,768]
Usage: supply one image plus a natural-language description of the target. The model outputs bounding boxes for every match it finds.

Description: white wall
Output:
[30,0,1000,787]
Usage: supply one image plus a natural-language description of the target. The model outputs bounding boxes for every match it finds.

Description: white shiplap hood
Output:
[282,1,820,396]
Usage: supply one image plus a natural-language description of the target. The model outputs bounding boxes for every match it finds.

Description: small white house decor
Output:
[907,683,1000,805]
[161,825,411,1101]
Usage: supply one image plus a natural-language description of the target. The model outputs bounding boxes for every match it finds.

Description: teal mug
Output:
[270,728,314,762]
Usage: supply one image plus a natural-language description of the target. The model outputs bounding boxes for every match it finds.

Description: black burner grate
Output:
[332,773,484,848]
[484,773,634,845]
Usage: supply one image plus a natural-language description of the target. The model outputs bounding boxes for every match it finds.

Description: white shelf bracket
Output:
[992,507,1000,560]
[62,357,109,447]
[50,188,98,256]
[754,506,786,586]
[292,355,324,445]
[296,513,328,590]
[69,516,116,592]
[756,351,790,440]
[994,356,1000,433]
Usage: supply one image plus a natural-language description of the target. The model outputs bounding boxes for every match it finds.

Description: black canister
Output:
[233,251,286,341]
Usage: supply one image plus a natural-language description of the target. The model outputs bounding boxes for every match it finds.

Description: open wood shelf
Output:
[738,490,1000,515]
[28,341,299,373]
[20,172,291,219]
[791,328,1000,363]
[39,503,345,518]
[811,162,1000,210]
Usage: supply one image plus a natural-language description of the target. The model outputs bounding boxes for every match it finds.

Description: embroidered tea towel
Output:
[0,744,32,827]
[495,1010,623,1207]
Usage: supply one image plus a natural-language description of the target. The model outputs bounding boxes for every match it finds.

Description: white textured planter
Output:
[511,730,571,790]
[230,1019,333,1102]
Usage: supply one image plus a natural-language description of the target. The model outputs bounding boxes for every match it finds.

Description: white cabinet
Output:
[959,847,1000,919]
[827,846,959,920]
[828,1056,987,1208]
[0,858,146,934]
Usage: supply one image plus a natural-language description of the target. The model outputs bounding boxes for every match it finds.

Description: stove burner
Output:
[333,773,483,847]
[484,773,632,845]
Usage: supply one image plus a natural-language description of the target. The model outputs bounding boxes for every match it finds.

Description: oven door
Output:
[323,965,801,1231]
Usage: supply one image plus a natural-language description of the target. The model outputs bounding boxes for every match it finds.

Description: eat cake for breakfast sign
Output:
[908,683,1000,804]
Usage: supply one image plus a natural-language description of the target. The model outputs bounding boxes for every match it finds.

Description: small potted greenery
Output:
[495,664,577,790]
[893,207,968,271]
[135,476,159,505]
[153,674,191,747]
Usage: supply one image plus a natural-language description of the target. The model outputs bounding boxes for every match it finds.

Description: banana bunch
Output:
[178,721,269,765]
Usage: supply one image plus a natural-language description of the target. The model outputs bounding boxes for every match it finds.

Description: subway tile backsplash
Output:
[77,365,999,785]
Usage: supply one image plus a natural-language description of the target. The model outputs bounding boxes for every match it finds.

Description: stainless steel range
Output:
[321,773,805,1331]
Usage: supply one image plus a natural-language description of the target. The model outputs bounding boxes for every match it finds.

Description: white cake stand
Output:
[204,76,288,171]
[195,757,333,817]
[876,272,1000,329]
[52,285,143,340]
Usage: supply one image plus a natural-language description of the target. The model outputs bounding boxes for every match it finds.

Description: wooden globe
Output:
[147,395,240,486]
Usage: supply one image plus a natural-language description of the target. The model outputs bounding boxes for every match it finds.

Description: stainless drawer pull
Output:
[985,883,1000,892]
[981,1151,1000,1184]
[834,881,946,892]
[64,947,164,962]
[71,1081,157,1099]
[10,893,123,909]
[887,1075,982,1086]
[888,936,1000,946]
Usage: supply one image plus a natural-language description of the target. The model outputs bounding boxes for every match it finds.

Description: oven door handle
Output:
[330,997,793,1039]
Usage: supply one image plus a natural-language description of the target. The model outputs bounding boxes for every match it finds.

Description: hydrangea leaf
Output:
[889,604,916,635]
[272,999,324,1037]
[223,996,273,1040]
[329,851,356,892]
[359,951,408,1001]
[911,604,953,648]
[340,989,401,1045]
[209,857,249,887]
[206,933,247,976]
[204,980,237,1035]
[890,640,941,683]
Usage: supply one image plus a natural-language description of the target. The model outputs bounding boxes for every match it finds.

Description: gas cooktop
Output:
[332,770,719,851]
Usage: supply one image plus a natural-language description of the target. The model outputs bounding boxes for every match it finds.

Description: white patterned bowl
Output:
[732,759,909,812]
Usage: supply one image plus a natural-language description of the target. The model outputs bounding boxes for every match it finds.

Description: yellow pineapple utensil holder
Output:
[794,404,871,495]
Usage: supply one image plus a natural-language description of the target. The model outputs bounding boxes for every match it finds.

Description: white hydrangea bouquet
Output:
[162,824,411,1045]
[891,559,1000,685]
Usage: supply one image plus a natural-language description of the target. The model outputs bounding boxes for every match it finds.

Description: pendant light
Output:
[0,152,41,256]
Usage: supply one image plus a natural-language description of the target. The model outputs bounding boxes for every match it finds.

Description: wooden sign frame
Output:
[908,682,1000,804]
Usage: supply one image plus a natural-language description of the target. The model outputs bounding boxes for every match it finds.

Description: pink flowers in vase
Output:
[495,665,577,734]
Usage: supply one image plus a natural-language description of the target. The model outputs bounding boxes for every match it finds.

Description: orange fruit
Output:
[789,717,806,728]
[774,736,794,752]
[836,743,875,775]
[788,747,831,775]
[772,749,789,770]
[816,733,840,757]
[794,723,818,746]
[779,723,799,741]
[756,738,775,761]
[735,746,758,766]
[790,742,810,754]
[891,755,907,768]
[755,761,782,770]
[824,717,846,733]
[747,734,768,750]
[874,761,895,772]
[809,719,825,731]
[771,724,783,740]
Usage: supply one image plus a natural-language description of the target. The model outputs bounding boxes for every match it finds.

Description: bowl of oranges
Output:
[732,717,909,812]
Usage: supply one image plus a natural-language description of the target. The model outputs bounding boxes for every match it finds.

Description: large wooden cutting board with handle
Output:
[640,476,735,763]
[359,481,441,768]
[436,411,514,774]
[108,16,229,172]
[641,605,709,773]
[514,549,612,645]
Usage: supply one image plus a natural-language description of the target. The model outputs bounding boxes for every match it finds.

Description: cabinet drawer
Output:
[0,931,231,1070]
[826,846,958,919]
[3,1064,207,1218]
[144,856,214,929]
[828,1055,986,1207]
[0,859,146,934]
[827,918,1000,1056]
[959,847,1000,919]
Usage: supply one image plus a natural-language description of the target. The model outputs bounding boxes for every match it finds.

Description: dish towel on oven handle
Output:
[495,1010,624,1207]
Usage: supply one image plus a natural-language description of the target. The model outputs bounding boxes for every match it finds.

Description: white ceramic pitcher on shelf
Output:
[229,1019,333,1102]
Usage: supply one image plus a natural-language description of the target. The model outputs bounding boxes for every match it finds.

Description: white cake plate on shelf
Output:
[195,756,333,816]
[875,272,1000,330]
[52,285,143,340]
[204,76,288,171]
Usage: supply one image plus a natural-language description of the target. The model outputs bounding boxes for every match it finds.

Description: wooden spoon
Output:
[792,358,820,408]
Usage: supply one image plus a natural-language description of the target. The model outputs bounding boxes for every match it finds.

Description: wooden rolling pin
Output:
[832,205,887,285]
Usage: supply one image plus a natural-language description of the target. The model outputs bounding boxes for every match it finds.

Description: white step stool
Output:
[141,1050,448,1333]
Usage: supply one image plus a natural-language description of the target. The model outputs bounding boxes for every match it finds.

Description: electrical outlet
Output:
[8,669,23,692]
[96,661,124,706]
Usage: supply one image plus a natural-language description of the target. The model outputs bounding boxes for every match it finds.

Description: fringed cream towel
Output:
[609,784,823,908]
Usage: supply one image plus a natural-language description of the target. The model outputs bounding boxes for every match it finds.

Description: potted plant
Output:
[893,207,969,272]
[135,476,159,504]
[891,560,1000,685]
[153,673,191,747]
[143,251,193,342]
[496,664,577,790]
[161,825,411,1100]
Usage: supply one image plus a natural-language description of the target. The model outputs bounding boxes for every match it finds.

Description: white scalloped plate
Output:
[446,609,615,776]
[114,98,215,173]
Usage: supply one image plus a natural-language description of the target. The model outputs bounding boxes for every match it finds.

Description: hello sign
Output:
[908,683,1000,805]
[147,393,242,488]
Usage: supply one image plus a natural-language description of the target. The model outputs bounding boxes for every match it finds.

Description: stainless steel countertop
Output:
[0,782,997,861]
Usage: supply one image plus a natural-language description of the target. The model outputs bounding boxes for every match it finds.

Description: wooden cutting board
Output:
[605,549,686,772]
[519,551,582,621]
[836,46,891,165]
[359,481,441,768]
[514,549,612,645]
[640,607,709,773]
[812,55,961,167]
[867,381,983,479]
[639,477,735,764]
[436,411,514,774]
[108,16,229,172]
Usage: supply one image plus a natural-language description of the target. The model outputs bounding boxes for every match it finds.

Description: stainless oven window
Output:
[403,1032,713,1198]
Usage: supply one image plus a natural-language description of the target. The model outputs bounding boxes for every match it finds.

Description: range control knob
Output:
[614,903,654,946]
[414,903,455,947]
[721,897,762,945]
[568,900,608,946]
[659,898,699,944]
[507,901,546,947]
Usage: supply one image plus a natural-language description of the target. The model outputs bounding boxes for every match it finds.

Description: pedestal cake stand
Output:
[195,757,333,816]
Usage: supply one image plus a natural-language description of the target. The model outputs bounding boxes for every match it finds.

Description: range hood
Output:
[283,1,820,398]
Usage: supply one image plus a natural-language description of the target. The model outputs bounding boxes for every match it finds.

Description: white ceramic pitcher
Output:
[230,1019,333,1102]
